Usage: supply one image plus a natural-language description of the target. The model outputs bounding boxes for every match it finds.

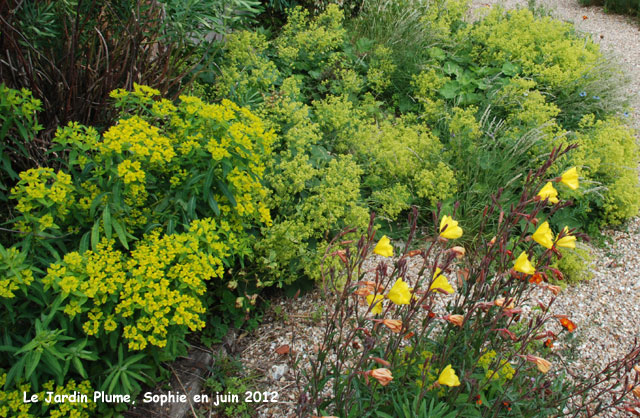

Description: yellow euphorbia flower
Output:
[437,364,461,387]
[532,221,554,249]
[366,294,384,315]
[560,167,579,190]
[429,268,454,294]
[555,227,576,249]
[514,251,536,275]
[388,278,411,305]
[374,235,394,257]
[537,182,559,204]
[439,215,463,239]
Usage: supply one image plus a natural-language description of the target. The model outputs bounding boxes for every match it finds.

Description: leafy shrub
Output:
[580,0,640,16]
[0,87,275,409]
[550,247,594,285]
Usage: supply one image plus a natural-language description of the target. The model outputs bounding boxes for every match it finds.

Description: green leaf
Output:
[207,194,220,217]
[103,206,112,240]
[439,81,460,99]
[91,220,100,250]
[25,351,42,380]
[79,231,90,253]
[216,180,236,207]
[112,219,129,250]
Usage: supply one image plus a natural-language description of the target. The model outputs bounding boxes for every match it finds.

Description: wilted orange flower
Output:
[443,314,464,327]
[545,284,562,295]
[474,395,482,405]
[494,298,515,309]
[526,355,552,373]
[544,339,554,348]
[582,15,588,20]
[559,317,577,332]
[380,319,403,333]
[403,331,414,340]
[450,246,466,258]
[368,368,393,386]
[633,386,640,399]
[634,364,640,374]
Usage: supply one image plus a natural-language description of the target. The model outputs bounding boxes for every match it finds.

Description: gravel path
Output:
[232,2,640,417]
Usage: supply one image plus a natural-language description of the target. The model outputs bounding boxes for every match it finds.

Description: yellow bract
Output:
[439,215,463,239]
[532,221,554,249]
[514,251,536,275]
[388,278,411,305]
[537,182,559,204]
[374,235,394,257]
[560,167,579,190]
[429,268,454,294]
[438,364,461,387]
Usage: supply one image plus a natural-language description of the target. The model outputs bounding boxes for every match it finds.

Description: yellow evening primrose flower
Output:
[366,294,384,315]
[537,182,559,204]
[429,268,454,294]
[560,167,579,190]
[532,221,554,249]
[438,364,461,387]
[388,278,411,305]
[555,227,576,249]
[373,235,394,257]
[439,215,463,239]
[514,251,536,275]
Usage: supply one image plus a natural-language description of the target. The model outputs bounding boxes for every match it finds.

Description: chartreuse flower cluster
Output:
[43,218,228,351]
[10,168,74,234]
[0,373,96,418]
[0,245,34,299]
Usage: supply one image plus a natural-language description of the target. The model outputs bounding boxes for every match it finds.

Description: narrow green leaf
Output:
[103,206,112,240]
[91,220,100,250]
[111,219,128,250]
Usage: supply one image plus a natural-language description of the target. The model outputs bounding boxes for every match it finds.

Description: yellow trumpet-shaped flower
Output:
[560,167,579,190]
[532,221,554,249]
[388,278,411,305]
[439,215,463,239]
[537,182,559,204]
[514,252,536,275]
[374,235,394,257]
[555,227,576,249]
[366,294,384,315]
[429,268,454,294]
[437,364,461,387]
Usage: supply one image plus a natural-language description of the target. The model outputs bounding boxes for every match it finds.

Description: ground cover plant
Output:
[1,0,640,416]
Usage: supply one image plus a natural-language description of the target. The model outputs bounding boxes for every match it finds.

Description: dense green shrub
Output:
[580,0,640,16]
[210,3,637,282]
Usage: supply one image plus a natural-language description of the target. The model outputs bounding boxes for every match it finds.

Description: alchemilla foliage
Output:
[1,0,639,415]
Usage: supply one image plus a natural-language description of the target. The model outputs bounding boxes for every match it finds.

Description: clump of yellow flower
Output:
[366,294,384,314]
[555,226,576,249]
[532,221,554,249]
[429,268,454,294]
[373,235,393,257]
[514,251,536,275]
[388,278,412,305]
[437,364,461,387]
[537,182,559,204]
[439,215,463,239]
[559,167,579,190]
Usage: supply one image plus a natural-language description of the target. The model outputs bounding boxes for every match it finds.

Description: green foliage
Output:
[551,247,594,285]
[580,0,640,16]
[0,85,43,204]
[0,88,275,413]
